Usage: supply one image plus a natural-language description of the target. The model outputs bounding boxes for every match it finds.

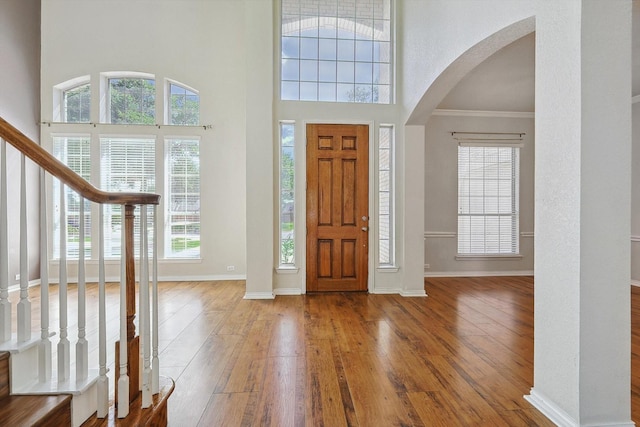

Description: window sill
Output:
[455,254,523,261]
[276,266,299,274]
[376,266,399,273]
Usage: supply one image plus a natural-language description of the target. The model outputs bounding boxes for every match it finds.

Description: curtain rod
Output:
[450,131,525,137]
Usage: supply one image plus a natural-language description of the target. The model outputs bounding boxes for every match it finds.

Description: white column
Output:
[0,140,10,342]
[140,205,151,408]
[57,181,70,381]
[402,125,427,297]
[97,205,109,418]
[244,0,274,299]
[17,154,31,342]
[39,169,52,381]
[117,205,129,418]
[152,205,159,394]
[527,1,633,425]
[76,197,88,380]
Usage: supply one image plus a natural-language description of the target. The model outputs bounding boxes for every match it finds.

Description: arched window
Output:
[280,0,392,103]
[50,74,202,260]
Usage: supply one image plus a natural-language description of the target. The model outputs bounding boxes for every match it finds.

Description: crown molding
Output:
[432,109,535,118]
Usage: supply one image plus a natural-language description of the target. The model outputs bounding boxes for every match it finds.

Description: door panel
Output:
[306,124,368,292]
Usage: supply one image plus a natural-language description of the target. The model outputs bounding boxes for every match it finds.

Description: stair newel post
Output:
[97,204,109,418]
[39,169,51,381]
[152,204,159,394]
[0,139,10,343]
[17,154,31,343]
[57,180,70,381]
[117,203,130,418]
[140,205,152,408]
[76,196,88,380]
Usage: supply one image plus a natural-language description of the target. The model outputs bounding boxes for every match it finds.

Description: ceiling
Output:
[438,4,640,112]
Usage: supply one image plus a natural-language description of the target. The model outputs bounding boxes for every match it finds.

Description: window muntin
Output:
[168,83,200,126]
[63,84,91,123]
[281,0,392,103]
[166,138,200,258]
[52,136,92,259]
[457,146,520,255]
[109,78,156,125]
[100,137,156,257]
[279,122,295,265]
[378,124,393,265]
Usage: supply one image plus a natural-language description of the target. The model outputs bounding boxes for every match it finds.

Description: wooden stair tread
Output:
[0,393,72,427]
[81,376,175,427]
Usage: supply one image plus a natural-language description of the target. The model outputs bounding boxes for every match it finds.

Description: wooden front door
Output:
[306,124,369,292]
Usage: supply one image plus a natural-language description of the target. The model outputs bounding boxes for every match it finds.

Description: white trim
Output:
[632,95,640,104]
[370,287,402,294]
[376,266,400,273]
[424,231,456,238]
[243,292,275,300]
[632,280,640,288]
[432,109,534,118]
[524,389,577,427]
[521,231,534,238]
[455,254,523,261]
[631,235,640,243]
[425,270,533,278]
[273,287,302,296]
[275,267,300,274]
[8,278,41,293]
[46,274,246,284]
[400,289,428,297]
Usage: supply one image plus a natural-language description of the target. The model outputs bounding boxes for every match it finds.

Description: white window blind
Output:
[457,146,519,255]
[166,138,200,258]
[100,137,156,257]
[378,124,394,265]
[52,136,92,259]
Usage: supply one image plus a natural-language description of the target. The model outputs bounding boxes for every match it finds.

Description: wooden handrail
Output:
[0,117,160,206]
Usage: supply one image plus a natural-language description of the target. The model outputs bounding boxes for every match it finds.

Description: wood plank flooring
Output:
[8,276,640,426]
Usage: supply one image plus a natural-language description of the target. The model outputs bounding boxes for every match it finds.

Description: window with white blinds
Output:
[166,139,200,258]
[52,136,92,259]
[100,137,156,257]
[378,124,394,265]
[457,145,519,255]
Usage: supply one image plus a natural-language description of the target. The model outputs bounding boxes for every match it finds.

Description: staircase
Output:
[0,117,174,426]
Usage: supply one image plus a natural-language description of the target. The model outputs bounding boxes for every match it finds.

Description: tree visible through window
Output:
[64,84,91,123]
[109,78,155,125]
[169,83,199,125]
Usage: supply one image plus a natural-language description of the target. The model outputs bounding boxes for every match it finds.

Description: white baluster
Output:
[97,205,109,418]
[140,205,151,407]
[39,169,51,381]
[117,205,129,418]
[0,140,10,342]
[17,154,31,342]
[152,205,159,394]
[57,181,70,381]
[76,196,88,380]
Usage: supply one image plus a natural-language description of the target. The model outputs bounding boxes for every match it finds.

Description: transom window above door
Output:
[280,0,392,103]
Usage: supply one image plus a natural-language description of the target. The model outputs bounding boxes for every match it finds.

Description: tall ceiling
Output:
[438,4,639,112]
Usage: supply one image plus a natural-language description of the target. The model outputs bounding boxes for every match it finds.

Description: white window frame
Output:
[378,124,395,267]
[456,143,521,258]
[166,80,200,126]
[278,121,296,268]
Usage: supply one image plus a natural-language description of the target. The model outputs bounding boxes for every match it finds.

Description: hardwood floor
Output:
[9,276,640,426]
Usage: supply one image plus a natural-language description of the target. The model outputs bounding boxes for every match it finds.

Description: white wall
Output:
[424,114,534,276]
[633,102,640,284]
[40,0,248,281]
[0,0,41,286]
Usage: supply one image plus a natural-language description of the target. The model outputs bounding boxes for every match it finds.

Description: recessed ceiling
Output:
[438,5,639,112]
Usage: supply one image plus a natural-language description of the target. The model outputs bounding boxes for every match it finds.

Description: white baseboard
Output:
[243,292,275,300]
[44,274,247,284]
[524,388,634,427]
[273,287,302,296]
[400,289,428,297]
[632,280,640,288]
[370,287,401,294]
[425,270,534,278]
